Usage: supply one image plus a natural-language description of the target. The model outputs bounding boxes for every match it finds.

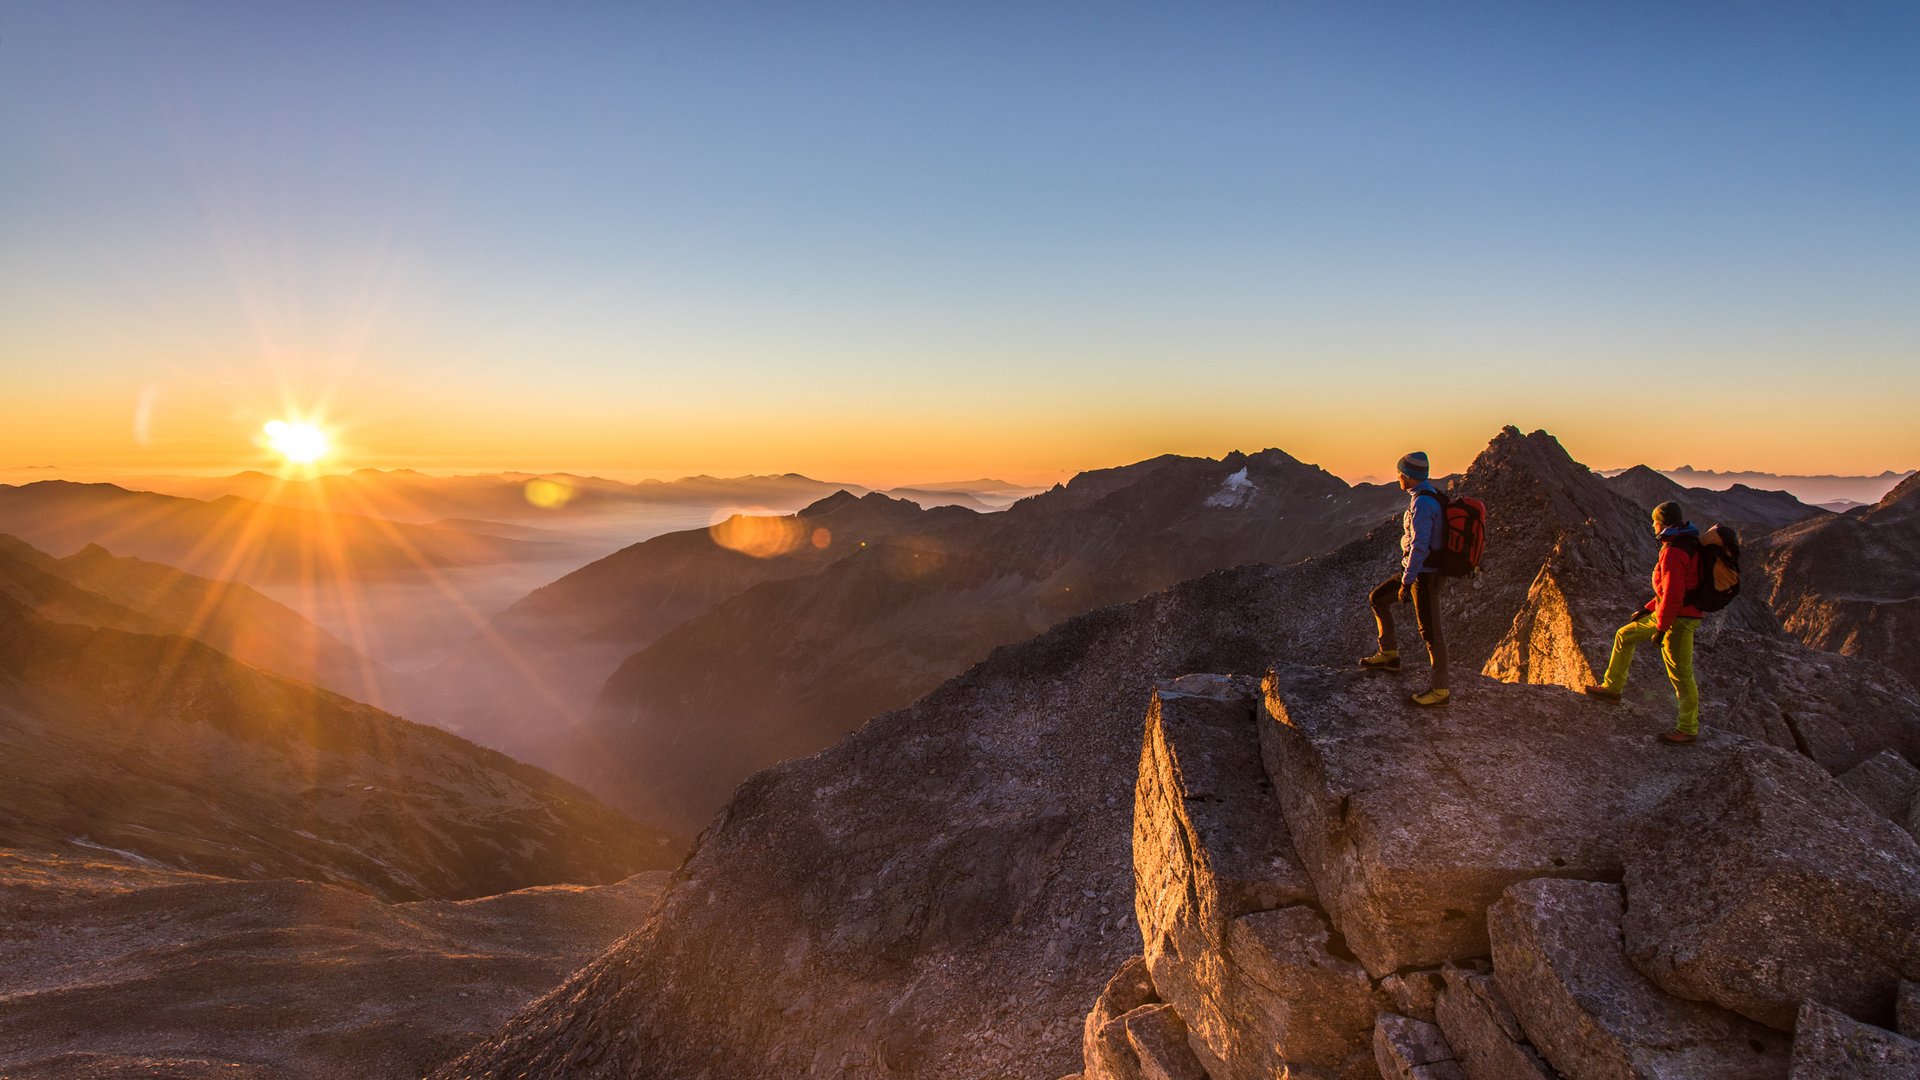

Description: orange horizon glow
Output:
[2,368,1915,490]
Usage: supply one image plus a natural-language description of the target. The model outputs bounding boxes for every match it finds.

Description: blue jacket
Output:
[1402,481,1444,585]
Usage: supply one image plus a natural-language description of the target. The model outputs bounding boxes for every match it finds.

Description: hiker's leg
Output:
[1413,574,1447,690]
[1601,615,1656,691]
[1663,618,1700,735]
[1369,577,1401,651]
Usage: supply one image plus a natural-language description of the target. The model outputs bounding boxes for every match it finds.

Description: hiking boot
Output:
[1408,688,1450,708]
[1656,729,1697,746]
[1582,684,1622,703]
[1360,649,1401,672]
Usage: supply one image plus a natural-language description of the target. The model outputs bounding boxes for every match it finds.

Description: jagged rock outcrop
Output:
[1787,1001,1920,1078]
[0,595,676,901]
[1487,878,1788,1079]
[1133,676,1373,1079]
[440,428,1920,1079]
[1622,745,1920,1031]
[0,849,668,1078]
[1433,966,1558,1080]
[1373,1015,1465,1080]
[1082,957,1162,1080]
[1839,748,1920,834]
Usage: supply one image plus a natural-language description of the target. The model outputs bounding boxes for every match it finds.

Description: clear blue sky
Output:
[2,1,1916,482]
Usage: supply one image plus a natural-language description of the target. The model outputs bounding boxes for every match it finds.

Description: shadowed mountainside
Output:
[437,428,1920,1079]
[1760,472,1920,691]
[0,594,680,901]
[567,449,1404,832]
[0,536,393,705]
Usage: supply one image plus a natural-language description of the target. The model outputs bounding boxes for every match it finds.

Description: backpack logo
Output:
[1419,490,1487,577]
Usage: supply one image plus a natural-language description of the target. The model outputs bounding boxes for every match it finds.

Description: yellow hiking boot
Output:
[1408,687,1451,708]
[1360,649,1401,672]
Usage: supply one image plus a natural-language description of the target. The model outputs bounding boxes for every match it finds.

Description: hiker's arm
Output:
[1652,546,1685,632]
[1404,496,1440,585]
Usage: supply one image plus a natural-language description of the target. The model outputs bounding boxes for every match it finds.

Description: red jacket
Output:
[1644,532,1703,631]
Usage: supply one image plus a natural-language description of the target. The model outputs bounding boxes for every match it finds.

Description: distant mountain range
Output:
[0,480,553,583]
[1600,465,1827,536]
[1604,466,1915,507]
[110,468,1043,522]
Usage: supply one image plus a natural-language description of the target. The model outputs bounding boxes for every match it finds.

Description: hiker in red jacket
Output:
[1583,500,1704,744]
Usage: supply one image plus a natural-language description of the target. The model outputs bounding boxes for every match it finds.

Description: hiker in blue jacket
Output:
[1361,451,1450,707]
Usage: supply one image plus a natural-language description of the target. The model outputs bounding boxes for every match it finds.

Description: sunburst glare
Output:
[263,419,331,465]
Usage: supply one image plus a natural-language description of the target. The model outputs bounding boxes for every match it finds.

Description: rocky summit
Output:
[436,427,1920,1079]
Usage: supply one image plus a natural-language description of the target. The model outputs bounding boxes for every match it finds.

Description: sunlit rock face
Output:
[439,428,1920,1080]
[1063,666,1915,1080]
[1259,665,1738,976]
[1133,677,1375,1080]
[1759,471,1920,692]
[0,595,676,902]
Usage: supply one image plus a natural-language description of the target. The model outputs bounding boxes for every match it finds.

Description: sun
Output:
[263,419,331,465]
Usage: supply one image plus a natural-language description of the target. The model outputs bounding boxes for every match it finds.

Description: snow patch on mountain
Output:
[1204,468,1254,509]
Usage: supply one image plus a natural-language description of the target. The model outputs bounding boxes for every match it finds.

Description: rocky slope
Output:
[403,490,973,765]
[436,428,1920,1079]
[1603,464,1825,536]
[0,849,669,1079]
[1759,471,1920,691]
[570,449,1403,833]
[0,595,679,900]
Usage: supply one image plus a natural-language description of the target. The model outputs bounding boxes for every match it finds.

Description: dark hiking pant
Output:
[1370,574,1448,690]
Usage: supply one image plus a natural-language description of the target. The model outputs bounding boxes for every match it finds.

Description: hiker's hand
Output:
[1630,607,1650,625]
[1653,628,1668,649]
[1398,583,1413,603]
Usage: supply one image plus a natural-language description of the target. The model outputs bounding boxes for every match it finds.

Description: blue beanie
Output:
[1397,451,1430,481]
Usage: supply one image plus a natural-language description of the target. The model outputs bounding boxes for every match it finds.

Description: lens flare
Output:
[524,477,574,509]
[709,513,807,558]
[263,420,330,464]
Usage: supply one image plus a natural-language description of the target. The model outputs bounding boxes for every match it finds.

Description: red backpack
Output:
[1417,490,1487,577]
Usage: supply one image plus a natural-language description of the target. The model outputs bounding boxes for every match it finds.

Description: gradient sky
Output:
[2,1,1916,485]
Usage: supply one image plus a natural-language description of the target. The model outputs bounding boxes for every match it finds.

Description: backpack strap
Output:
[1414,488,1447,506]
